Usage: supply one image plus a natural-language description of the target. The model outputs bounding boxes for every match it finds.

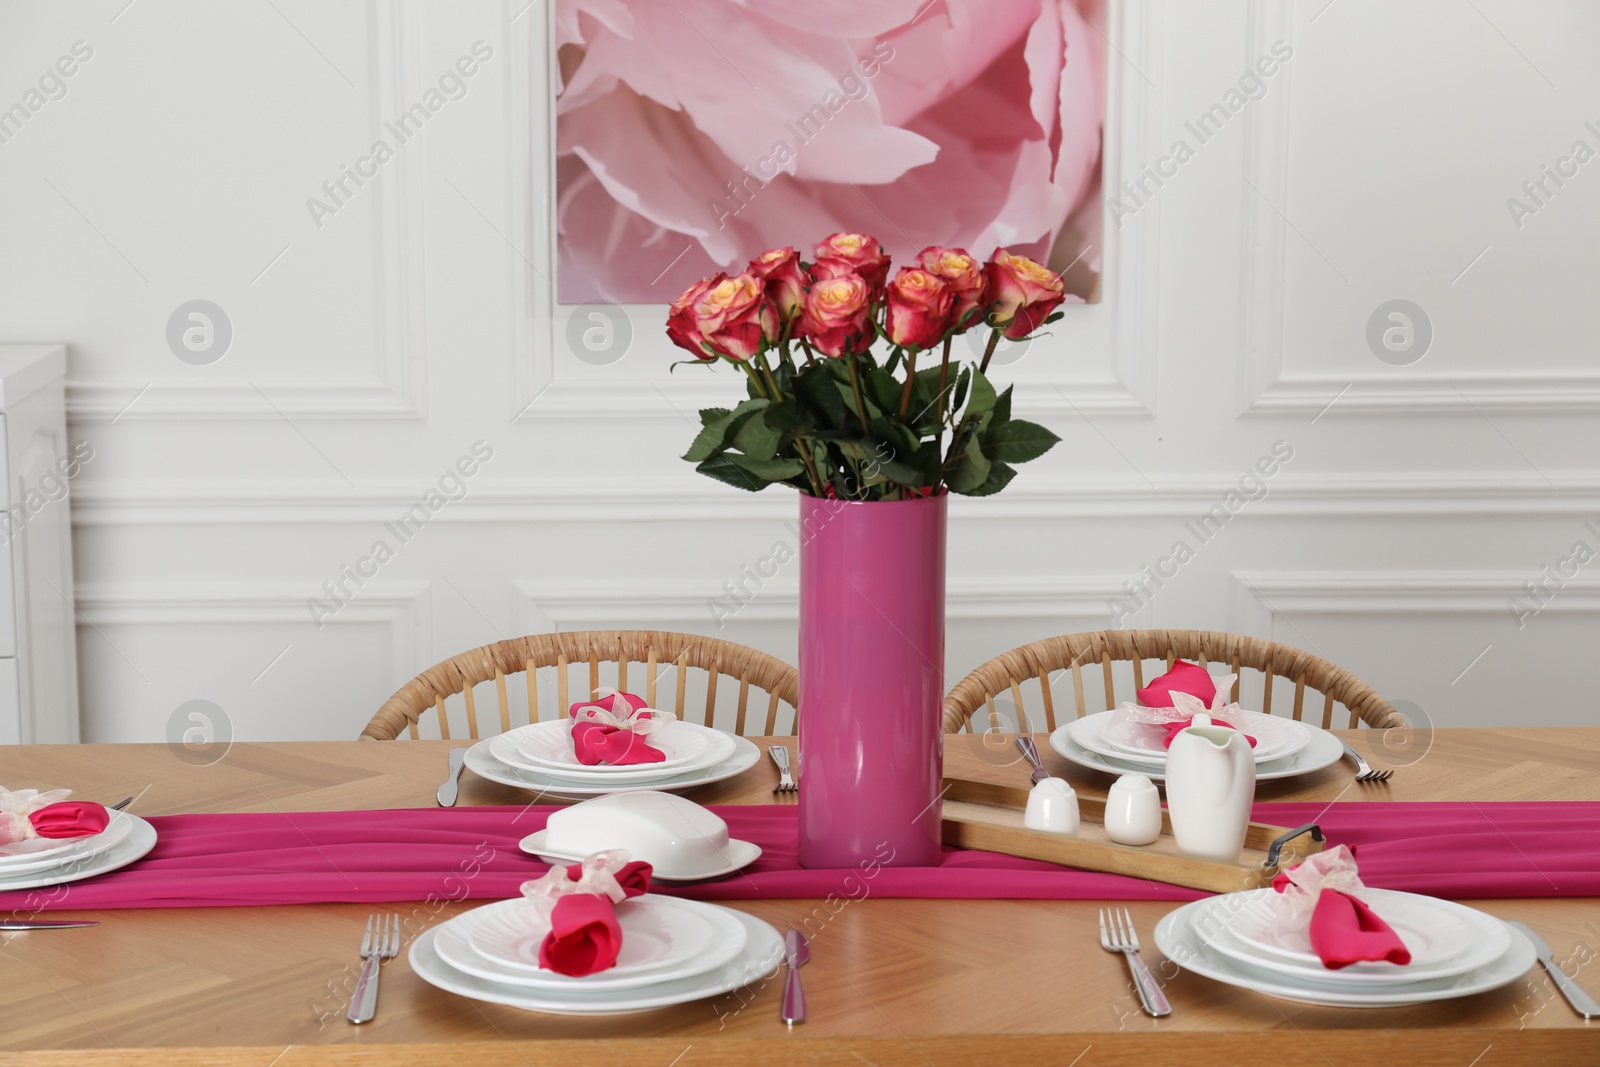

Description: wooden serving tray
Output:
[939,777,1325,894]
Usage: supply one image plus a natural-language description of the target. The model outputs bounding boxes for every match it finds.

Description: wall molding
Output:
[506,0,1162,421]
[68,2,427,423]
[1234,0,1600,417]
[74,580,432,690]
[68,472,1600,525]
[1229,569,1600,636]
[514,576,1129,634]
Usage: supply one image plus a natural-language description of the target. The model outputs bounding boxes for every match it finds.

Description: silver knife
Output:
[1508,921,1600,1019]
[437,747,468,807]
[1016,736,1052,785]
[0,920,99,929]
[781,928,808,1025]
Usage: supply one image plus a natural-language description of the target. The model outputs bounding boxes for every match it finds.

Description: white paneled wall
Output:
[1,0,1597,741]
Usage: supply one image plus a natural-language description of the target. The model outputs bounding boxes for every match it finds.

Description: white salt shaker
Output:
[1104,774,1163,846]
[1023,777,1079,835]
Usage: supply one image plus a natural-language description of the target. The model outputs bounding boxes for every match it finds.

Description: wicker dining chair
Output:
[362,630,799,741]
[943,629,1405,735]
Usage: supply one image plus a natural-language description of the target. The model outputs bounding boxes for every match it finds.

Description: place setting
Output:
[1049,660,1346,782]
[409,850,786,1015]
[0,786,156,895]
[461,688,761,801]
[1153,845,1537,1009]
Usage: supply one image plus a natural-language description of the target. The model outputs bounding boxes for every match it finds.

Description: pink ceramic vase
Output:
[796,492,946,869]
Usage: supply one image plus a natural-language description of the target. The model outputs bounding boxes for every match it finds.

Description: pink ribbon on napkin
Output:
[1271,845,1410,969]
[569,690,667,766]
[28,801,110,839]
[522,851,654,976]
[1136,660,1222,708]
[1160,716,1257,749]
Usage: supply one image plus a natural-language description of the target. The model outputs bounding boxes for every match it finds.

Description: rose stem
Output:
[978,328,1001,375]
[897,345,918,420]
[846,353,872,437]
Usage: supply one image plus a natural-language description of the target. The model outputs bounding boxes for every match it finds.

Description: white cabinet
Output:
[0,346,80,743]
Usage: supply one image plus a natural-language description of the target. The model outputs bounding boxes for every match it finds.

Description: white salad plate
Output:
[0,813,157,891]
[411,905,785,1015]
[513,718,720,773]
[465,734,761,800]
[1097,709,1311,764]
[491,727,736,784]
[436,894,749,991]
[1050,721,1344,782]
[1155,896,1535,1007]
[1189,888,1512,986]
[0,810,136,875]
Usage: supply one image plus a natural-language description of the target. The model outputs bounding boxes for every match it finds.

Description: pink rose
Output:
[666,275,721,360]
[800,272,872,357]
[747,247,807,322]
[665,272,776,361]
[814,233,891,291]
[915,246,988,331]
[885,267,953,350]
[985,249,1066,339]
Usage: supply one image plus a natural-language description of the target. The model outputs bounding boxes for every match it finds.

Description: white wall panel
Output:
[0,0,1597,740]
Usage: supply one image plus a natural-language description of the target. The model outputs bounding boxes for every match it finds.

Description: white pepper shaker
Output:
[1104,773,1163,846]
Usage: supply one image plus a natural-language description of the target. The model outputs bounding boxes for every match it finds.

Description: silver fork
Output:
[347,913,400,1024]
[1340,739,1393,783]
[1099,907,1171,1018]
[768,745,796,793]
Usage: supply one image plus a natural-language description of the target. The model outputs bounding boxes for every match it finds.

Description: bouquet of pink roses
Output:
[665,234,1068,501]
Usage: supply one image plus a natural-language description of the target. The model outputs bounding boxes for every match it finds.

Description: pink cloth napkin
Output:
[1161,716,1257,749]
[29,801,110,839]
[1136,660,1221,708]
[0,802,1595,911]
[539,860,653,976]
[1305,888,1411,969]
[569,692,665,766]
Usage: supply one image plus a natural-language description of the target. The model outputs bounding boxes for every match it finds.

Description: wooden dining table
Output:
[1,727,1597,1065]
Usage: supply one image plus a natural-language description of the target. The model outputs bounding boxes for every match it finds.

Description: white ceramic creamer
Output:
[1164,713,1256,862]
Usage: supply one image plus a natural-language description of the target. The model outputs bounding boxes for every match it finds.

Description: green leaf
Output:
[863,367,901,416]
[729,454,804,481]
[944,436,992,494]
[695,453,769,492]
[957,459,1017,497]
[984,418,1059,464]
[951,367,971,413]
[794,364,849,430]
[732,407,783,462]
[965,368,997,419]
[682,398,767,462]
[992,385,1013,427]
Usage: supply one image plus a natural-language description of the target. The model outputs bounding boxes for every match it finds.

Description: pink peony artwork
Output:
[555,0,1106,305]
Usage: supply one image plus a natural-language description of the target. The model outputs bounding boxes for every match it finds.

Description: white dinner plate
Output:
[0,810,135,876]
[493,725,737,783]
[1068,711,1308,769]
[513,719,719,773]
[1049,721,1345,782]
[0,813,157,891]
[492,729,736,790]
[520,830,763,883]
[436,894,749,991]
[464,734,762,800]
[1155,898,1534,1007]
[1097,710,1311,764]
[411,906,785,1015]
[1189,888,1512,986]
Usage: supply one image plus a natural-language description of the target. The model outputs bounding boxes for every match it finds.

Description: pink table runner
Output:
[1,801,1595,913]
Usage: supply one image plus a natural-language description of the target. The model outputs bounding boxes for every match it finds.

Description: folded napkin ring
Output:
[569,688,676,734]
[520,849,652,916]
